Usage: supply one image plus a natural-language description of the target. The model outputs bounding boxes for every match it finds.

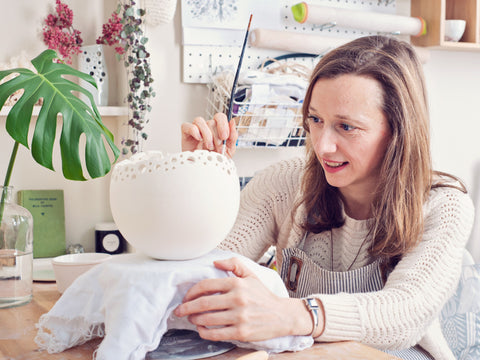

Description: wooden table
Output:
[0,282,400,360]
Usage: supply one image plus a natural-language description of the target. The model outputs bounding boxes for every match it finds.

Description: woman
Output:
[175,35,474,359]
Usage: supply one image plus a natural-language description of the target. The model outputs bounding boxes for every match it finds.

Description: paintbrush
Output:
[222,14,253,155]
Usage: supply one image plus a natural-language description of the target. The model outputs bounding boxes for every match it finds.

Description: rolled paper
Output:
[250,28,345,55]
[291,2,427,37]
[250,28,430,63]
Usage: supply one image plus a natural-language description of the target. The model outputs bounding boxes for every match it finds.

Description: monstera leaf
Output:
[0,50,119,181]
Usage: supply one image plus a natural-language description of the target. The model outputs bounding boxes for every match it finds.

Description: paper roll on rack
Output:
[291,2,427,37]
[250,28,342,55]
[249,28,430,64]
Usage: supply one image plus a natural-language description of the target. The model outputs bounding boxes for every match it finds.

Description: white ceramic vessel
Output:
[109,150,240,260]
[52,253,111,293]
[444,19,466,42]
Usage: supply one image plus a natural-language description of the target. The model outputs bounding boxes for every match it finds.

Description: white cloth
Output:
[35,249,313,360]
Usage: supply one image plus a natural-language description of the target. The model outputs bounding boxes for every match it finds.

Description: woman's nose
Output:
[315,128,337,154]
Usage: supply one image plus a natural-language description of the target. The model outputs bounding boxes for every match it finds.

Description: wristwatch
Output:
[302,297,319,337]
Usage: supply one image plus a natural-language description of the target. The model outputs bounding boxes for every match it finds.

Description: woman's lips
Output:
[323,160,348,173]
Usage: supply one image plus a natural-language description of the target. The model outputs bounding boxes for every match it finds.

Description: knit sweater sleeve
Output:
[218,157,303,261]
[314,186,475,351]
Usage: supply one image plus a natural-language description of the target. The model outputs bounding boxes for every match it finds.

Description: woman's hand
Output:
[173,257,323,342]
[181,113,238,158]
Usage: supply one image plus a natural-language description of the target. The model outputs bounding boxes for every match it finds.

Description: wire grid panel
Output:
[182,0,397,83]
[206,80,306,148]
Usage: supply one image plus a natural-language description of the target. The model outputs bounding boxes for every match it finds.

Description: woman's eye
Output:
[340,123,355,131]
[308,115,320,123]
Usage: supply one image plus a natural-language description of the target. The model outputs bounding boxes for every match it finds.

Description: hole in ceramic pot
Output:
[216,155,224,163]
[139,165,146,174]
[187,156,196,163]
[172,157,177,163]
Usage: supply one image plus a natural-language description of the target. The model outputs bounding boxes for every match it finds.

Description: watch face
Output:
[102,233,120,252]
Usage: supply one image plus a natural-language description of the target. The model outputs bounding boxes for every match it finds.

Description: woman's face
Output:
[307,74,391,199]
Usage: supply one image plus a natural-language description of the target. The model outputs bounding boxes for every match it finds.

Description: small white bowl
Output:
[444,19,466,42]
[52,253,111,293]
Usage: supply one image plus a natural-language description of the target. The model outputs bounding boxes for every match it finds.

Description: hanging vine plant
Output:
[97,0,155,155]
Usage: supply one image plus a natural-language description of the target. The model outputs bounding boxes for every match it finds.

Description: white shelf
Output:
[0,105,128,117]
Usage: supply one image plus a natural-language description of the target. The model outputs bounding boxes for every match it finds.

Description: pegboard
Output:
[182,0,397,83]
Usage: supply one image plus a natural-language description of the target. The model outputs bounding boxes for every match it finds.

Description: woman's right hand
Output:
[181,113,238,158]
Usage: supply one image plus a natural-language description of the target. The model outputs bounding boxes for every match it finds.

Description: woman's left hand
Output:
[173,257,311,342]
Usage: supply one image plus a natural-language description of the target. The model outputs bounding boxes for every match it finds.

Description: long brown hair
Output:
[297,35,465,264]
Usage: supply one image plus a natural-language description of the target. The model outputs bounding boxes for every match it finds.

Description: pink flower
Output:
[96,11,125,56]
[42,0,82,64]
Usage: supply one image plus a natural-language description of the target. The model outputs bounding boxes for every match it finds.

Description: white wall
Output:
[424,50,480,189]
[1,1,479,252]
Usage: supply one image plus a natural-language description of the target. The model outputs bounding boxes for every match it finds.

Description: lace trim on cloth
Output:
[35,314,105,353]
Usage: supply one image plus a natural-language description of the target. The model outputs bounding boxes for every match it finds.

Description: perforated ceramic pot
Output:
[109,151,240,260]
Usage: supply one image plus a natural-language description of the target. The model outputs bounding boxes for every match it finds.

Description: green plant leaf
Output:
[0,49,119,181]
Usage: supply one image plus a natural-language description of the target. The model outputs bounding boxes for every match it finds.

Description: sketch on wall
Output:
[183,0,239,25]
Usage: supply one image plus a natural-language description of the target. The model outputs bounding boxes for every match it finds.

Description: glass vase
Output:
[0,186,34,308]
[78,44,109,106]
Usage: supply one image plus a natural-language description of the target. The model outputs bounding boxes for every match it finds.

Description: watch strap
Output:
[302,297,319,337]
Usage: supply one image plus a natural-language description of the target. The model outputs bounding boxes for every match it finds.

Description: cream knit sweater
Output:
[219,157,475,360]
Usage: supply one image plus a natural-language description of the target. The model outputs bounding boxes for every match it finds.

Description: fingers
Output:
[181,122,202,141]
[174,280,231,318]
[179,277,236,304]
[209,113,232,153]
[196,324,252,342]
[181,113,237,156]
[212,113,230,141]
[193,117,215,150]
[213,257,255,278]
[226,119,238,158]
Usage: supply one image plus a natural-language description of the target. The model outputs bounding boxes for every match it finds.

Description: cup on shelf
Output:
[444,19,466,42]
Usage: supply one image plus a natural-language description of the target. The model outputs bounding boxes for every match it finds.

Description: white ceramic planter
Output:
[109,150,240,260]
[78,44,109,106]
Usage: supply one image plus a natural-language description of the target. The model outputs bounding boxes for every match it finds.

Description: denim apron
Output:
[279,232,434,360]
